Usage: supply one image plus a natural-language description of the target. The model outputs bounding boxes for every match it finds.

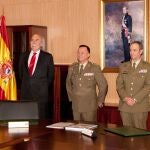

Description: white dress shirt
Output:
[28,50,40,75]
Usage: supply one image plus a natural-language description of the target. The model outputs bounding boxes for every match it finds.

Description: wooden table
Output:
[0,121,150,150]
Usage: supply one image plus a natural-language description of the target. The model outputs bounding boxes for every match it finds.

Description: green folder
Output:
[104,126,150,137]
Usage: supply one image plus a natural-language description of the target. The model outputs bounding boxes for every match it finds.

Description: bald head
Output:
[30,34,45,51]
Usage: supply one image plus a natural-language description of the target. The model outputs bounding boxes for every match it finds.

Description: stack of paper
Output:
[65,123,98,132]
[46,122,75,129]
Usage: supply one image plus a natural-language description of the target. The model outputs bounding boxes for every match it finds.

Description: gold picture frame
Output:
[100,0,149,73]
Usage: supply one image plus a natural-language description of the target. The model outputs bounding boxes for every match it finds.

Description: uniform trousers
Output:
[120,111,148,129]
[73,111,97,122]
[121,32,131,62]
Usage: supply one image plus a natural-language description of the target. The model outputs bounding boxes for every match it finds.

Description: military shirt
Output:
[66,61,108,112]
[116,60,150,112]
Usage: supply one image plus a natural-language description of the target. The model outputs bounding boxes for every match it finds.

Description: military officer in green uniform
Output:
[66,45,108,122]
[116,41,150,129]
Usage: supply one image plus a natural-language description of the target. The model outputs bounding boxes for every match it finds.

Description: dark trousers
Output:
[121,32,131,62]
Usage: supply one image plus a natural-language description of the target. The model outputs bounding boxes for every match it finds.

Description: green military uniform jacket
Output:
[116,60,150,112]
[66,61,108,112]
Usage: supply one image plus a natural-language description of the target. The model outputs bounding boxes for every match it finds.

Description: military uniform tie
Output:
[79,65,84,74]
[132,62,136,69]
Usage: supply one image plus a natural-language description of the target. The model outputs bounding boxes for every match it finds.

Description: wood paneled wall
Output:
[0,0,100,64]
[104,73,119,106]
[0,0,149,105]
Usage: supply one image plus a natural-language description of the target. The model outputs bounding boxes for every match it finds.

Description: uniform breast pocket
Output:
[134,73,146,85]
[71,74,78,83]
[139,73,146,78]
[135,73,146,79]
[85,76,95,86]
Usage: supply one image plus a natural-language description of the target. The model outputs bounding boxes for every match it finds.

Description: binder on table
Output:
[105,126,150,137]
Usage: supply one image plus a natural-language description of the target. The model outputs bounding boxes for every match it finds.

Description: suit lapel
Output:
[24,52,30,75]
[128,60,144,76]
[136,60,143,70]
[76,61,91,75]
[75,63,80,74]
[83,62,91,73]
[122,62,133,74]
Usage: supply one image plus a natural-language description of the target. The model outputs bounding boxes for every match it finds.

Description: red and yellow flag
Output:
[0,16,17,100]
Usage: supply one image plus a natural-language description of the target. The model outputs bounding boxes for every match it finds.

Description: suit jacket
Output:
[116,60,150,112]
[19,50,54,118]
[66,61,108,112]
[122,13,132,32]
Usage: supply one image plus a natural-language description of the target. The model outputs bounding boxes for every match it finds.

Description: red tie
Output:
[28,52,36,76]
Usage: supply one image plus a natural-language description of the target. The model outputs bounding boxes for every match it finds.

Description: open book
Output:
[46,122,75,129]
[65,123,98,132]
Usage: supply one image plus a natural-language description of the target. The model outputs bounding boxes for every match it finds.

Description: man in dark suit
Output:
[66,45,108,122]
[116,41,150,129]
[19,34,54,119]
[121,6,132,62]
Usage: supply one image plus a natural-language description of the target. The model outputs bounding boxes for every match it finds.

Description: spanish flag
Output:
[0,16,17,100]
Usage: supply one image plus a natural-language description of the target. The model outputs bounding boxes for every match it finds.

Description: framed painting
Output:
[100,0,148,72]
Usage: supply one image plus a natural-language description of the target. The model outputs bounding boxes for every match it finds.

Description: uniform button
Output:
[131,88,133,90]
[79,78,81,80]
[131,82,133,85]
[79,84,82,87]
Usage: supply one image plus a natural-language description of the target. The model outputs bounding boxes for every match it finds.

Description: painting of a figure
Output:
[104,1,144,67]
